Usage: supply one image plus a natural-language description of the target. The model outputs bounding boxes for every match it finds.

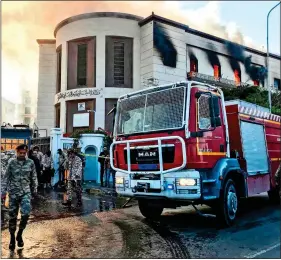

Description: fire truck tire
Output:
[138,200,163,220]
[267,188,280,205]
[216,179,238,227]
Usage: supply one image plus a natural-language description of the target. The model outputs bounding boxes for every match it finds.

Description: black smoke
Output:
[206,43,221,67]
[225,41,267,83]
[206,43,221,77]
[153,22,177,68]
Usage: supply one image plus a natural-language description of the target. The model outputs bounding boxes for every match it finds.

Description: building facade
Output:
[1,98,16,125]
[36,12,280,135]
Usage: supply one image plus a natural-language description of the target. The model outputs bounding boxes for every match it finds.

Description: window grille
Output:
[113,41,125,86]
[198,95,211,130]
[77,44,87,86]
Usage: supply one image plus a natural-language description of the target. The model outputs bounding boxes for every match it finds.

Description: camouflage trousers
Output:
[9,193,31,233]
[66,180,82,203]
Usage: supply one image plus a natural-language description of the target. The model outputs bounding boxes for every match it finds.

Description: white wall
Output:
[37,43,57,136]
[56,16,142,132]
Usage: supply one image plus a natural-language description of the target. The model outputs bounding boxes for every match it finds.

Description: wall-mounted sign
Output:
[56,88,101,102]
[78,102,85,111]
[73,113,89,127]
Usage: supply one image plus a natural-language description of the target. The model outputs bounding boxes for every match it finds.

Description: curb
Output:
[85,187,117,197]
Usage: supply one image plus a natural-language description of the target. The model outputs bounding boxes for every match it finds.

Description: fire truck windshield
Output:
[116,86,186,135]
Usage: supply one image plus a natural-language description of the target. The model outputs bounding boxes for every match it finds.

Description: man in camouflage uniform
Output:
[1,144,38,251]
[62,149,83,207]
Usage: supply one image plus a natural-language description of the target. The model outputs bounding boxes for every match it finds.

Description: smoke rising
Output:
[206,43,221,67]
[153,22,177,68]
[2,1,262,106]
[225,41,268,82]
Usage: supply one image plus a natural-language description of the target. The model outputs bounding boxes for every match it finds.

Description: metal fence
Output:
[30,137,50,154]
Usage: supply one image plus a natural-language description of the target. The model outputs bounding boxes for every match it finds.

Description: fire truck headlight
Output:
[178,178,196,186]
[116,177,124,185]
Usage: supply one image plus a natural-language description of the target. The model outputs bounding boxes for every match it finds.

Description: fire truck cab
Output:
[110,81,280,226]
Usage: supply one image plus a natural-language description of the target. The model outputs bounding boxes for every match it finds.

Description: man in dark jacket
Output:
[98,147,109,187]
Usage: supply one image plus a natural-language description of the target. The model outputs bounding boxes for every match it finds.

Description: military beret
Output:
[16,144,28,150]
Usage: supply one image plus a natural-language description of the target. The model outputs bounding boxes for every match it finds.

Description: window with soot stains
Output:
[190,58,198,72]
[77,44,87,86]
[234,69,241,85]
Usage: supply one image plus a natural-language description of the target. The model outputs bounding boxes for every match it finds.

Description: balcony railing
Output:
[187,72,254,89]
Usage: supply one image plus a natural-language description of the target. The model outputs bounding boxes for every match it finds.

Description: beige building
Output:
[36,12,280,136]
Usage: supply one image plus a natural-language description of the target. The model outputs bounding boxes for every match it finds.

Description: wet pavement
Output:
[1,191,280,258]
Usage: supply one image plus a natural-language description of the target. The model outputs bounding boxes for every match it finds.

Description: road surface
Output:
[1,190,280,258]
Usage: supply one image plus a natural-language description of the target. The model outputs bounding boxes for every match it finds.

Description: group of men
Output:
[57,148,84,207]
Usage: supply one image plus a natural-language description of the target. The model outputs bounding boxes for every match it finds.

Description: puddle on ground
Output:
[1,190,128,229]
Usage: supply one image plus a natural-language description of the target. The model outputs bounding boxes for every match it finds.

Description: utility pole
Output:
[266,1,280,113]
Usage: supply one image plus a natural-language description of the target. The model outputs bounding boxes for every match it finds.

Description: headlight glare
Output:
[116,177,124,185]
[178,178,196,186]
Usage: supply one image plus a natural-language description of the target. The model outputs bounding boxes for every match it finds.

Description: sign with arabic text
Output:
[56,88,101,102]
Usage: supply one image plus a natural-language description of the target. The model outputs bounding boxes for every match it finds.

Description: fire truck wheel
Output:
[217,179,238,227]
[267,188,280,205]
[138,200,163,220]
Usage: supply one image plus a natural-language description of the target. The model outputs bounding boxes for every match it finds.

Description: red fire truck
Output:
[110,81,280,226]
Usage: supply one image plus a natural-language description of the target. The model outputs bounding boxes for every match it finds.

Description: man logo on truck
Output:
[138,152,157,157]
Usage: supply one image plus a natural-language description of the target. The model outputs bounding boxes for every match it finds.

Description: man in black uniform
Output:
[98,147,109,187]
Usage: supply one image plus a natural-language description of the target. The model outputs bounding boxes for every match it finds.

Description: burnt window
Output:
[77,44,87,86]
[253,80,259,86]
[274,78,280,90]
[214,65,221,78]
[106,36,133,88]
[190,58,198,72]
[234,69,241,85]
[67,37,96,90]
[56,46,62,93]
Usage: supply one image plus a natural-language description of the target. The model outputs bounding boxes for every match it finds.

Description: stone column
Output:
[50,128,63,185]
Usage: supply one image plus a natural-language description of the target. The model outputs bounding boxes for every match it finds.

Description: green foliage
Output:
[223,87,281,116]
[70,128,113,149]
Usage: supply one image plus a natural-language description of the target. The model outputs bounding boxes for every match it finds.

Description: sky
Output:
[1,1,280,105]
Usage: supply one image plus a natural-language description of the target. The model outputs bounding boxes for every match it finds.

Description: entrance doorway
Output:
[84,146,98,182]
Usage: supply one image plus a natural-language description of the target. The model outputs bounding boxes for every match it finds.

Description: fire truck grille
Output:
[177,189,199,195]
[124,146,175,165]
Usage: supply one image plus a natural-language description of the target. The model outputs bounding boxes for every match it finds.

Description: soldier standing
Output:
[57,149,67,187]
[1,144,38,251]
[62,149,83,207]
